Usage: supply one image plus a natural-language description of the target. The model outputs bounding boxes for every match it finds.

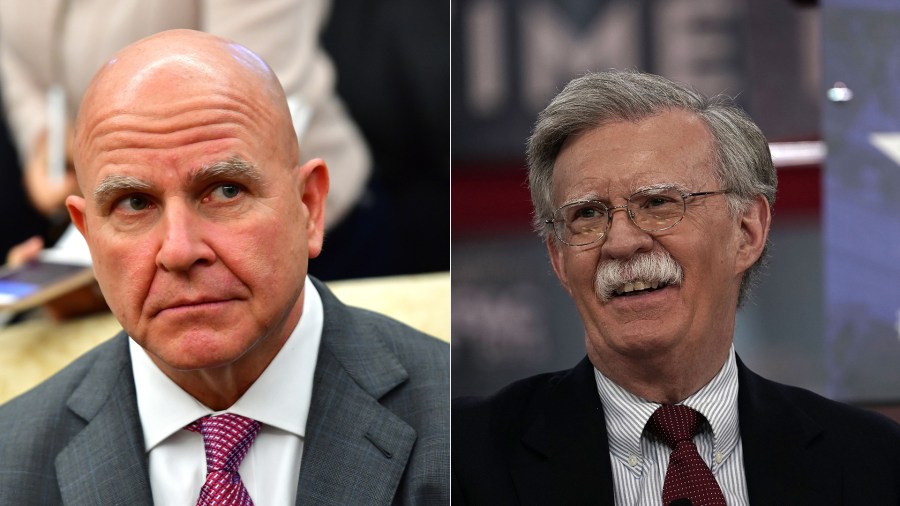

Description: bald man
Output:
[0,30,448,505]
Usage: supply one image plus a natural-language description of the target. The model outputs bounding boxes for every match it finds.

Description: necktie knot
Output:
[646,405,726,506]
[646,404,703,448]
[186,413,261,505]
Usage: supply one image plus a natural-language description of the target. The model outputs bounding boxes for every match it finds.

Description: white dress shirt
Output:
[594,345,750,506]
[130,276,323,506]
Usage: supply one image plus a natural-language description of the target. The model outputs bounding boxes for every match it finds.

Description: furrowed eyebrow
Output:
[190,156,264,187]
[93,175,152,208]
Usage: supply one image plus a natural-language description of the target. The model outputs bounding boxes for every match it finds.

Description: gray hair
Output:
[526,70,777,304]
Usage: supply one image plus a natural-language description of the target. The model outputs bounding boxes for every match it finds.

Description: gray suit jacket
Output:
[0,279,449,505]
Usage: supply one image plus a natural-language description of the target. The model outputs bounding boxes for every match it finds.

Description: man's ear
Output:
[547,236,573,296]
[734,194,771,274]
[66,195,89,241]
[297,158,329,259]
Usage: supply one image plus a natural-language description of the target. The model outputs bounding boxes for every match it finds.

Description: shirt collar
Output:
[594,345,741,473]
[130,276,324,451]
[680,345,741,471]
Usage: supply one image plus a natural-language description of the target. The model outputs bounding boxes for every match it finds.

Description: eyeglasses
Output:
[546,187,731,246]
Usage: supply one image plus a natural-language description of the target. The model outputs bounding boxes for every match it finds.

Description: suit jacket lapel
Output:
[55,334,153,505]
[296,280,417,505]
[510,358,615,506]
[737,358,839,504]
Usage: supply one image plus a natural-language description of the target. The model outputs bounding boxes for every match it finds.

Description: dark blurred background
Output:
[0,116,47,261]
[317,0,449,279]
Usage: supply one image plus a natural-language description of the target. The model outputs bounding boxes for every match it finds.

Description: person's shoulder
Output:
[0,335,123,427]
[452,366,582,502]
[0,335,126,497]
[332,303,448,412]
[745,368,900,448]
[345,303,449,361]
[770,377,900,437]
[454,367,574,437]
[314,276,449,361]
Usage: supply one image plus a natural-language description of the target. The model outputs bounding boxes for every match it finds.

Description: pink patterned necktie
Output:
[187,413,261,506]
[646,405,727,506]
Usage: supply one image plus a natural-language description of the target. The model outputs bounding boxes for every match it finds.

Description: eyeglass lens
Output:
[555,188,686,245]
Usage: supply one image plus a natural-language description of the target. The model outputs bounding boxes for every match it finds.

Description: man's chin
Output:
[588,327,680,363]
[142,331,255,373]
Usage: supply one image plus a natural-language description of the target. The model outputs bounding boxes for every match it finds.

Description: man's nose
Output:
[601,205,654,259]
[155,203,216,272]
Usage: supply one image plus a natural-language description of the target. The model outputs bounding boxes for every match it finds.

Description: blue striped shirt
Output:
[594,346,749,505]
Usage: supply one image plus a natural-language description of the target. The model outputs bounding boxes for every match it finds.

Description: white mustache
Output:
[594,250,684,301]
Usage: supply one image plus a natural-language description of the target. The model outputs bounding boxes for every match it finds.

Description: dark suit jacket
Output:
[453,356,900,505]
[0,279,449,505]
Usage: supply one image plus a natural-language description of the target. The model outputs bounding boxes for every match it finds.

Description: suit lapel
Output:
[737,358,839,504]
[510,358,615,506]
[55,334,153,505]
[296,281,417,505]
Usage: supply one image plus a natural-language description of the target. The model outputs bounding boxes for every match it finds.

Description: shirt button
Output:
[714,452,723,464]
[628,455,639,467]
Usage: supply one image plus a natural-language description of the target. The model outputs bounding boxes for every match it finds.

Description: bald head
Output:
[74,29,298,186]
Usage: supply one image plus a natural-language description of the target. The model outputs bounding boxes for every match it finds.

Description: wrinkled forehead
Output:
[73,33,293,183]
[550,113,718,203]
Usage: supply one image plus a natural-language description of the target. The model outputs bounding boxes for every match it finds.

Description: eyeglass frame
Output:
[544,187,732,246]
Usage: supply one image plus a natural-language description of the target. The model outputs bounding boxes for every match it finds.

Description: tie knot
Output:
[187,413,261,473]
[646,404,704,448]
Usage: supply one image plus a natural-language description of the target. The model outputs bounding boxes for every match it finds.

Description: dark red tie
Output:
[646,405,727,506]
[187,413,261,506]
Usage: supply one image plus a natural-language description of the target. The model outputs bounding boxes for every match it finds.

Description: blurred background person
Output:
[0,0,448,282]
